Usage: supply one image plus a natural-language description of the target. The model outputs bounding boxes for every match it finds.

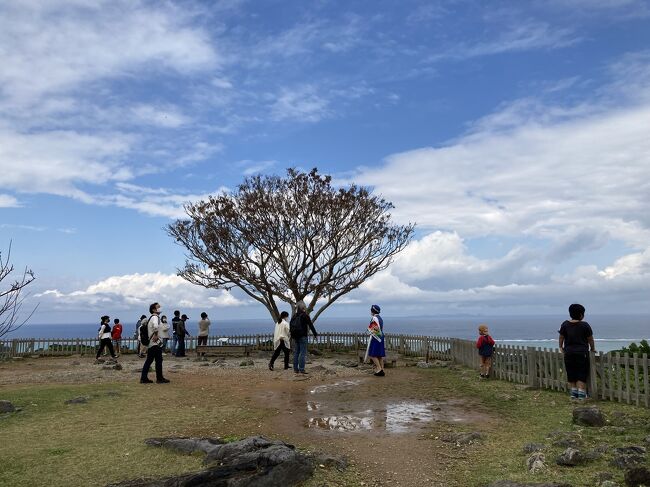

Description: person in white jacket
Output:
[96,315,117,360]
[269,311,291,371]
[159,315,171,353]
[140,302,170,384]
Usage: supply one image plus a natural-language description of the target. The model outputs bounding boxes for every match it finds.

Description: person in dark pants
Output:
[140,302,170,384]
[559,303,595,401]
[171,310,181,356]
[291,301,318,374]
[269,311,291,371]
[96,315,117,360]
[176,314,191,357]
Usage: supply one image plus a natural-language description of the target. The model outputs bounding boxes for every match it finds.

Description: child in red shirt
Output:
[112,318,123,357]
[476,324,495,379]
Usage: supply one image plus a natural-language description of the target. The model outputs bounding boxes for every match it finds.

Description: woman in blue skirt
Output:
[367,304,385,376]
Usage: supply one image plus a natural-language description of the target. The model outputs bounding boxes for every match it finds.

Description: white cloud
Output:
[35,272,252,311]
[238,160,277,176]
[270,86,331,123]
[0,195,20,208]
[131,104,191,128]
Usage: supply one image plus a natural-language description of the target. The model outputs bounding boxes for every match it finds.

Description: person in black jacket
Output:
[176,314,191,357]
[171,310,181,356]
[291,301,318,374]
[559,303,595,401]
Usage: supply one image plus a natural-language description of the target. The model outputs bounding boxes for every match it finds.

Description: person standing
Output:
[97,315,117,360]
[197,312,211,353]
[111,318,123,357]
[559,303,595,401]
[290,301,318,374]
[176,314,191,357]
[159,315,170,353]
[140,302,170,384]
[136,314,147,357]
[171,310,181,356]
[269,311,291,371]
[366,305,385,377]
[476,324,495,379]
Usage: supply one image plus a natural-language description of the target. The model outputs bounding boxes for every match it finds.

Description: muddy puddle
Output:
[256,377,488,435]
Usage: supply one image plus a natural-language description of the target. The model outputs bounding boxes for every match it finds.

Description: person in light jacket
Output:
[140,302,170,384]
[269,311,291,371]
[197,312,211,353]
[96,315,117,360]
[159,315,170,353]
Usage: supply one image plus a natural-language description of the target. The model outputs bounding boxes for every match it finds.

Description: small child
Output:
[476,324,495,379]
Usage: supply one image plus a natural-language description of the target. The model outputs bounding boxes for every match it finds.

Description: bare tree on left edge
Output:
[0,242,38,339]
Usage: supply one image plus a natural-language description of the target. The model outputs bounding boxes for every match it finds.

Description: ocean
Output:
[4,314,649,352]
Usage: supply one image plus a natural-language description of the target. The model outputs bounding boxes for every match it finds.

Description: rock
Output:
[332,360,358,368]
[239,359,254,366]
[312,453,348,471]
[440,431,483,445]
[598,481,618,487]
[0,400,16,413]
[610,453,645,469]
[595,444,610,453]
[198,363,209,367]
[625,467,650,487]
[573,406,605,427]
[527,452,546,473]
[552,432,583,448]
[523,443,546,454]
[211,359,226,366]
[71,361,81,366]
[614,446,646,455]
[113,363,123,370]
[94,359,105,364]
[595,472,614,483]
[556,448,584,466]
[644,435,650,445]
[582,449,603,462]
[309,349,322,356]
[417,361,434,368]
[113,436,315,487]
[324,369,337,375]
[487,482,572,487]
[65,397,88,405]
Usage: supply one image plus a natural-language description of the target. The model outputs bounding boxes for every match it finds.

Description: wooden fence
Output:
[2,333,648,408]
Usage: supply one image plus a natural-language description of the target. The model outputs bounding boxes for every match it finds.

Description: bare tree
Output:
[168,168,415,322]
[0,242,38,338]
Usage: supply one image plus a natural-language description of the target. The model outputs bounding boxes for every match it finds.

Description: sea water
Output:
[5,314,649,352]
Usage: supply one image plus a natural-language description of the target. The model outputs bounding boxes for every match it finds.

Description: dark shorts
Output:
[564,352,590,383]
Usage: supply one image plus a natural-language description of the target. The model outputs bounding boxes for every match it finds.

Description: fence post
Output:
[588,351,598,399]
[527,347,538,388]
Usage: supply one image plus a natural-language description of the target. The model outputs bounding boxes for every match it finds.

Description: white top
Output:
[198,319,211,337]
[98,324,111,340]
[159,320,170,339]
[273,319,291,350]
[147,315,162,347]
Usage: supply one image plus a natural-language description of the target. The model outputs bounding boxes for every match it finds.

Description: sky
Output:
[1,0,650,325]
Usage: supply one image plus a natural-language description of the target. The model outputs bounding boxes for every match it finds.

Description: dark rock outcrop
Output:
[625,466,650,487]
[572,406,605,427]
[0,400,16,413]
[65,396,89,405]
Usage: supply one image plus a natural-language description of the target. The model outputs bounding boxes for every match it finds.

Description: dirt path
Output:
[0,353,497,486]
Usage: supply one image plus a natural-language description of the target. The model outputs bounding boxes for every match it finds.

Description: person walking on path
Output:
[136,314,147,358]
[97,315,117,360]
[111,318,123,357]
[140,302,169,384]
[171,310,181,356]
[290,301,318,374]
[476,324,495,379]
[269,311,291,371]
[559,303,595,401]
[197,312,210,354]
[159,315,170,353]
[366,304,385,377]
[176,314,191,357]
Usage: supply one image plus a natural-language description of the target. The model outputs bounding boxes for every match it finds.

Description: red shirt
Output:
[476,334,494,348]
[111,324,123,340]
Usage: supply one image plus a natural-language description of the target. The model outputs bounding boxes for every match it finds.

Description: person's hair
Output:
[478,324,488,334]
[161,315,167,322]
[101,315,109,323]
[569,303,585,320]
[201,312,208,319]
[296,301,307,312]
[149,302,159,314]
[174,310,180,317]
[140,314,147,320]
[113,318,119,324]
[278,311,289,323]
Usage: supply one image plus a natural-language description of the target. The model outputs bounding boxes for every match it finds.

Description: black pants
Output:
[177,337,186,357]
[141,345,164,381]
[96,338,116,359]
[270,340,290,369]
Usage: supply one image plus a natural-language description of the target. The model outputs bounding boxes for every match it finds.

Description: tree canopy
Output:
[168,168,414,322]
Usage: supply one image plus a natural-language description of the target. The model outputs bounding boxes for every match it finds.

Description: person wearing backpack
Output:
[290,301,318,374]
[476,324,495,379]
[140,302,170,384]
[136,314,147,357]
[96,315,117,360]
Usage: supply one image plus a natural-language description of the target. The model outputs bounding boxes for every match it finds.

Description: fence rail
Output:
[2,333,648,408]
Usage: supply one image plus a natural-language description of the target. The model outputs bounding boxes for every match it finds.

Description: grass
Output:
[1,361,649,486]
[418,366,650,486]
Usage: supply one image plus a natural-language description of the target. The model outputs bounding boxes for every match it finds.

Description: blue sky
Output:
[1,0,650,324]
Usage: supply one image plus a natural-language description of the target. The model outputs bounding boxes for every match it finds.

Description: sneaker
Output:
[140,378,153,384]
[374,370,385,377]
[156,378,170,384]
[299,371,309,375]
[268,363,274,371]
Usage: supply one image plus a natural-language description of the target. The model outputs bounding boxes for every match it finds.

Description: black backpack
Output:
[289,313,302,339]
[139,317,152,346]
